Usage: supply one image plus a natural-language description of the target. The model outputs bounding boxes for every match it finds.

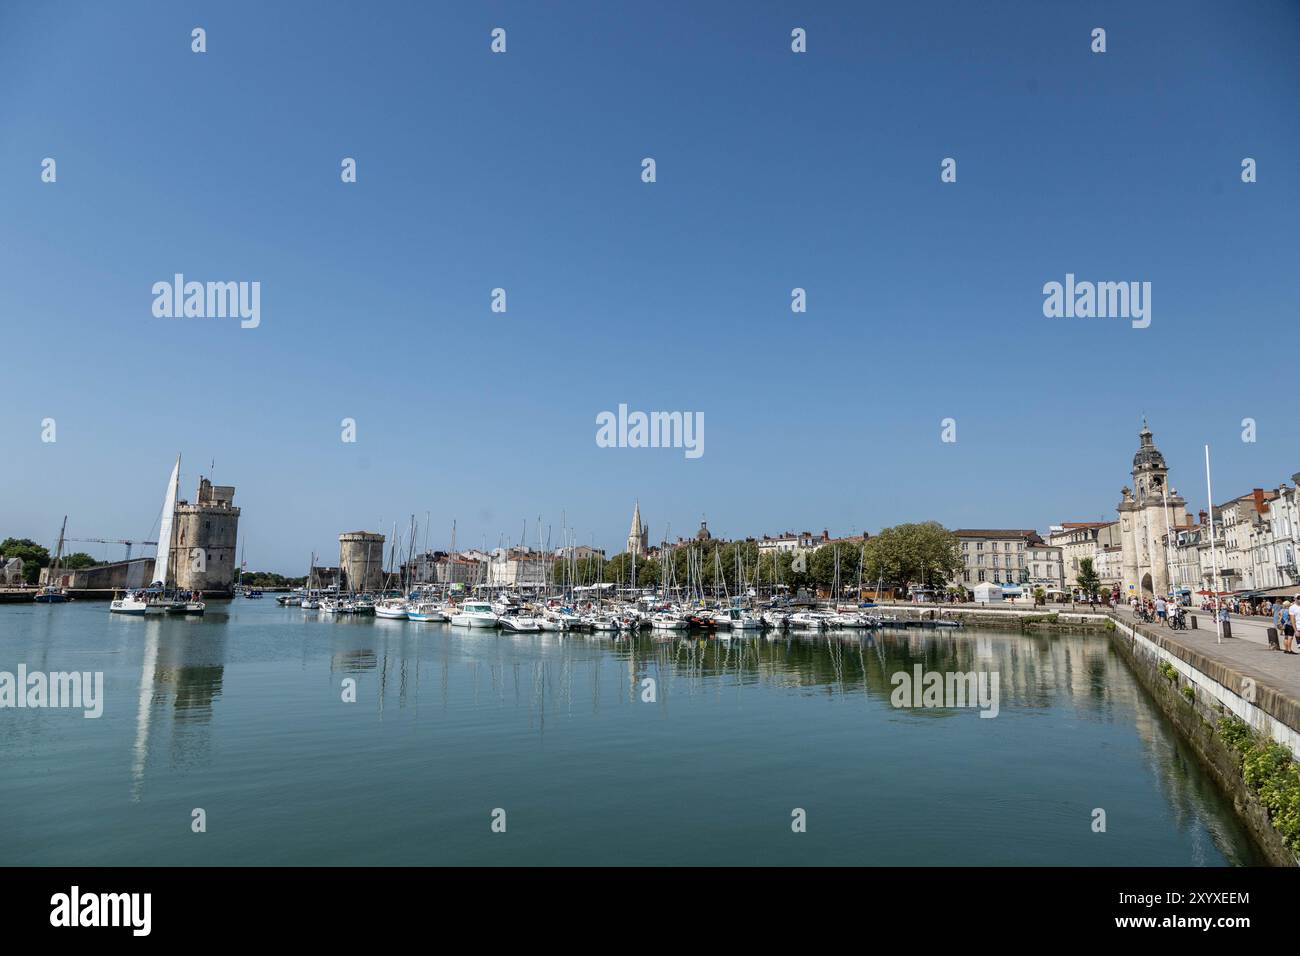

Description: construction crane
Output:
[65,538,157,561]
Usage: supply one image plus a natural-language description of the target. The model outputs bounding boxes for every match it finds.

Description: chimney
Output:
[1198,509,1207,525]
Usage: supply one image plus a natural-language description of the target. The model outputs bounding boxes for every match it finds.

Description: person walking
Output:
[1286,601,1299,655]
[1155,596,1167,626]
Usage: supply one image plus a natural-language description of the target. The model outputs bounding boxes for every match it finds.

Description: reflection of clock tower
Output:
[1118,420,1185,598]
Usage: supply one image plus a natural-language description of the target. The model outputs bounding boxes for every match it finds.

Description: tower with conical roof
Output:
[627,501,649,557]
[1117,419,1186,599]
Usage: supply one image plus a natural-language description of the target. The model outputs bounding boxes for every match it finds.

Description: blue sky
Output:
[2,1,1298,571]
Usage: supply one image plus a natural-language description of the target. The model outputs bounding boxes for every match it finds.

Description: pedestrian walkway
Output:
[1113,608,1300,733]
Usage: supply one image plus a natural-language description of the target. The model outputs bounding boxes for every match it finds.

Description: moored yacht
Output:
[374,599,410,620]
[407,602,449,623]
[450,600,498,628]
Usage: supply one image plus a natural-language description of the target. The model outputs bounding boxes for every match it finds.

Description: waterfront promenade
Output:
[1111,606,1300,733]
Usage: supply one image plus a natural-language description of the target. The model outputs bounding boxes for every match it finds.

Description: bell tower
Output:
[1118,420,1185,598]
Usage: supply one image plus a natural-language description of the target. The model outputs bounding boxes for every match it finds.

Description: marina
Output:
[0,597,1263,866]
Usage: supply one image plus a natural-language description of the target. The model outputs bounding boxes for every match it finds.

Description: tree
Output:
[1033,586,1046,607]
[61,553,100,571]
[861,522,961,591]
[1,538,50,584]
[1077,558,1101,598]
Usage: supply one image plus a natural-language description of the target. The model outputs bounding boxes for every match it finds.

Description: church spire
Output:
[627,500,648,557]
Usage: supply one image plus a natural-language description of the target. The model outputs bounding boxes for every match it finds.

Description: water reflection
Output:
[29,606,1257,865]
[129,616,227,800]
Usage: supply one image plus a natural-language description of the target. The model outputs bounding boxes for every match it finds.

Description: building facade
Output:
[953,529,1042,588]
[1117,422,1190,599]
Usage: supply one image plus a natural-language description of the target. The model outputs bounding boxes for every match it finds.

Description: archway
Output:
[1140,573,1153,597]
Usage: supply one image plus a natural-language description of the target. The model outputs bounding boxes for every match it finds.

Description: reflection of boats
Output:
[111,590,148,615]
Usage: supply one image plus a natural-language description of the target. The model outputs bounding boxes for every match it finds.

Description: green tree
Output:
[1,538,50,584]
[61,553,100,570]
[861,522,961,591]
[1077,558,1101,598]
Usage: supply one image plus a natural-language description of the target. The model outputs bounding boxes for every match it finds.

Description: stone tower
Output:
[339,531,386,592]
[173,477,241,595]
[1117,420,1186,599]
[627,501,649,558]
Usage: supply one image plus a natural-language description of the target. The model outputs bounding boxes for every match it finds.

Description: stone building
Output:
[1026,542,1065,592]
[1047,521,1121,590]
[953,529,1042,588]
[1117,421,1190,599]
[172,478,241,594]
[339,531,385,592]
[757,530,830,555]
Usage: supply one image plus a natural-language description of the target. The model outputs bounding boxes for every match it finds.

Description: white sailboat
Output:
[152,454,180,592]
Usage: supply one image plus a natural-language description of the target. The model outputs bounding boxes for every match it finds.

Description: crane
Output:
[65,538,158,561]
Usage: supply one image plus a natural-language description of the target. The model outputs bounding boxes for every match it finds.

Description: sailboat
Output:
[33,516,70,603]
[140,455,204,615]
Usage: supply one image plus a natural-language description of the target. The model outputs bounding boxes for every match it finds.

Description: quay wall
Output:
[872,602,1108,630]
[1107,614,1299,867]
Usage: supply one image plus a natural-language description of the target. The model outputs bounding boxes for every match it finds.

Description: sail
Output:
[153,455,180,587]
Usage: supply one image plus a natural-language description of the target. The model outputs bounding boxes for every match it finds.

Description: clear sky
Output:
[3,1,1298,572]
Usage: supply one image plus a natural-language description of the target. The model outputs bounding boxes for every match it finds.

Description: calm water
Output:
[0,600,1263,866]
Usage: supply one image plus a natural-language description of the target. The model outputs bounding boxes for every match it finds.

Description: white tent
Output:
[972,582,1004,603]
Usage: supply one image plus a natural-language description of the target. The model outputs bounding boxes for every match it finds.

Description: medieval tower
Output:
[627,501,649,558]
[1117,421,1188,599]
[173,477,241,595]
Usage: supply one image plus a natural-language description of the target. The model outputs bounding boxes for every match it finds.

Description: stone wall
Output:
[1109,615,1299,867]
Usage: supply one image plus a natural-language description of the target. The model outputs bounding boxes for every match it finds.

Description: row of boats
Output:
[109,589,207,616]
[276,591,951,634]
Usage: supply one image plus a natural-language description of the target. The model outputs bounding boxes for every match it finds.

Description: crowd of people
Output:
[1127,593,1300,653]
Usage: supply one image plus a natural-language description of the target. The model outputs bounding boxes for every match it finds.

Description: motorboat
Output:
[407,602,448,623]
[164,600,206,616]
[722,606,762,630]
[451,600,499,628]
[788,611,829,630]
[374,599,410,620]
[651,612,688,631]
[498,610,543,632]
[33,586,68,604]
[110,591,148,615]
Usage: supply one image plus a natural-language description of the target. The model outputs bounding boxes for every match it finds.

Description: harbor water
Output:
[0,600,1263,865]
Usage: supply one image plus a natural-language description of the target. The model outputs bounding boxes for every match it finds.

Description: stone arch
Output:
[1141,572,1153,596]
